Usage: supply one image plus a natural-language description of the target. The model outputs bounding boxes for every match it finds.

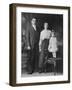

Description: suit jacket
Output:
[26,23,39,49]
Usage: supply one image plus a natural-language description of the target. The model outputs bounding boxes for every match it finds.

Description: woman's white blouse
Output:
[39,30,51,46]
[40,30,51,40]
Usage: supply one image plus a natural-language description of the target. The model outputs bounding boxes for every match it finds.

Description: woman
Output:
[39,22,51,73]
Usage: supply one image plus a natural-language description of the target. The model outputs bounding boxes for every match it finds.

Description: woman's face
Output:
[44,23,48,29]
[52,32,55,37]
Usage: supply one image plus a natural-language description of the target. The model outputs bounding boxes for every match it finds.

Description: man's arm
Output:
[26,23,31,50]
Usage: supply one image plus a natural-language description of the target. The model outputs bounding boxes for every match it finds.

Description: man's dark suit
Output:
[26,23,39,73]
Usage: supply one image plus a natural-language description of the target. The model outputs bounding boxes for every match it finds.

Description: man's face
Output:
[31,18,36,25]
[44,23,48,29]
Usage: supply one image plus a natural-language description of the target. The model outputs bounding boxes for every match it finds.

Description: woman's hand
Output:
[48,45,51,51]
[39,46,41,52]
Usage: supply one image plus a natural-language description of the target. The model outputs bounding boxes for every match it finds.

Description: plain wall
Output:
[0,0,72,90]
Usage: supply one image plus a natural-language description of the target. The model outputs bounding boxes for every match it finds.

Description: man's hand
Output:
[27,46,31,50]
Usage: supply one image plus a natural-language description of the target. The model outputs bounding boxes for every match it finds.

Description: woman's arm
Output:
[39,32,42,52]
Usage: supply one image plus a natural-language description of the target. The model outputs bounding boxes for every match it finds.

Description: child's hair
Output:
[52,29,55,33]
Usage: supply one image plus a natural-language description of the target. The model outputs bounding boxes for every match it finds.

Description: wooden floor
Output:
[21,72,63,77]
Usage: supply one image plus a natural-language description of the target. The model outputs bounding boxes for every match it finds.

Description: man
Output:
[39,22,51,73]
[26,18,39,74]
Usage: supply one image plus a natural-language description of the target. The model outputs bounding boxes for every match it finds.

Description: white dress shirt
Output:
[32,24,36,31]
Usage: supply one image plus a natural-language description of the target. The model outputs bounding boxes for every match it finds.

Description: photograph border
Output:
[9,3,70,86]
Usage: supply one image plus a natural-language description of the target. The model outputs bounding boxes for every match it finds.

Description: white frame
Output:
[16,6,69,84]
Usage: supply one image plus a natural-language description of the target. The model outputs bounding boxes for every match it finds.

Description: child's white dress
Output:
[48,37,58,52]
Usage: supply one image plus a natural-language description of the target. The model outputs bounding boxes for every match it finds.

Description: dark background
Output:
[21,12,63,74]
[21,12,63,49]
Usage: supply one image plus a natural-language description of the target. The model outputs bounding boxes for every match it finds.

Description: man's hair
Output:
[31,18,36,21]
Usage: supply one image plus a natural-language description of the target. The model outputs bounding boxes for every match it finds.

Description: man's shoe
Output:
[39,69,42,73]
[27,71,33,74]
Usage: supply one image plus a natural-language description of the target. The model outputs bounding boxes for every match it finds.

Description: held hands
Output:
[48,45,51,52]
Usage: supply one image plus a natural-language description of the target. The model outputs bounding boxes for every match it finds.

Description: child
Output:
[48,30,58,58]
